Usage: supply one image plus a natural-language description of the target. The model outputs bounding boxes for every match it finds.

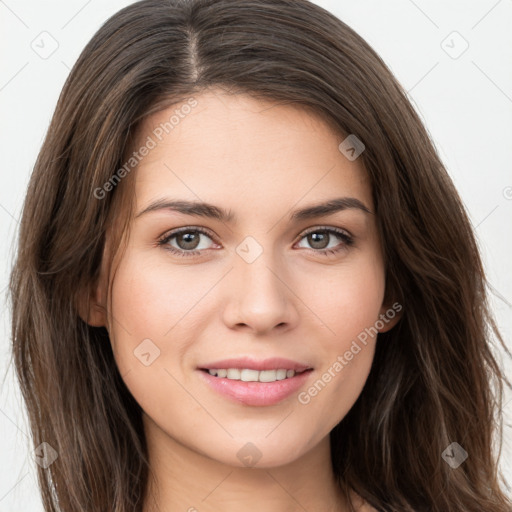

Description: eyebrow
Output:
[135,197,373,223]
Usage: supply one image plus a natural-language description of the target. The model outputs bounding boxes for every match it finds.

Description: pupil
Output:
[179,232,200,250]
[309,232,328,249]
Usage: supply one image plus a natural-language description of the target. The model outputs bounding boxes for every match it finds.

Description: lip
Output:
[198,357,312,372]
[197,366,313,407]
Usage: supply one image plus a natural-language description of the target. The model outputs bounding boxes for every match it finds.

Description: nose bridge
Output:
[225,234,296,332]
[236,236,284,303]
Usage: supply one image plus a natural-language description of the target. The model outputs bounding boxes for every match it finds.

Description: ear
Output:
[76,273,109,327]
[76,241,111,328]
[376,300,403,333]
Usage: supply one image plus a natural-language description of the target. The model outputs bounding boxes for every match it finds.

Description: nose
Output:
[222,250,299,335]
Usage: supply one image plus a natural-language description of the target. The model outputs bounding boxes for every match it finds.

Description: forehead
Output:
[130,90,372,217]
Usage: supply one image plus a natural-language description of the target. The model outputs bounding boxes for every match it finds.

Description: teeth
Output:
[240,369,259,382]
[227,368,241,379]
[276,369,287,380]
[206,368,299,382]
[259,370,279,382]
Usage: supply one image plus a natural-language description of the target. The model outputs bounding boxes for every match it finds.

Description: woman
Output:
[9,0,512,510]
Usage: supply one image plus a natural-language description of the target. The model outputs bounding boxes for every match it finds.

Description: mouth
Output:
[199,367,311,383]
[197,358,314,406]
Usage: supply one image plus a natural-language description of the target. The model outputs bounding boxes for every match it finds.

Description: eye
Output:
[157,225,354,258]
[295,226,354,256]
[157,227,218,258]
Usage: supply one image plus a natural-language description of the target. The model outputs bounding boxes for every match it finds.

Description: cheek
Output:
[106,252,210,421]
[107,251,201,371]
[302,250,385,341]
[295,254,384,413]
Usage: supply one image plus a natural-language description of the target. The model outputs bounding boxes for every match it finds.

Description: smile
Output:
[198,367,313,407]
[203,368,305,382]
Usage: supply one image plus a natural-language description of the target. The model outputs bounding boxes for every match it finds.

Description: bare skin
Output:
[86,89,397,511]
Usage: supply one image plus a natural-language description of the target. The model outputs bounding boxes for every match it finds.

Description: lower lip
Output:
[197,369,313,406]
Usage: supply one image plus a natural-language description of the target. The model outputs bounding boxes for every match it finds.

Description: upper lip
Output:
[199,357,313,372]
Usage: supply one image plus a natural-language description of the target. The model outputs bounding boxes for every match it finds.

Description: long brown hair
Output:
[8,0,511,510]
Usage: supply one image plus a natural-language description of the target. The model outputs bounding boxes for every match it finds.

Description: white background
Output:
[1,0,511,510]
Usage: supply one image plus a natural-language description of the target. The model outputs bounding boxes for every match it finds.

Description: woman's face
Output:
[96,89,398,468]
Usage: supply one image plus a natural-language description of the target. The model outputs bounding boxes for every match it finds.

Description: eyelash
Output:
[157,226,354,258]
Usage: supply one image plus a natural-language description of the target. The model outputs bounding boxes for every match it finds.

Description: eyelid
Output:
[295,224,353,242]
[157,225,219,247]
[161,225,217,239]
